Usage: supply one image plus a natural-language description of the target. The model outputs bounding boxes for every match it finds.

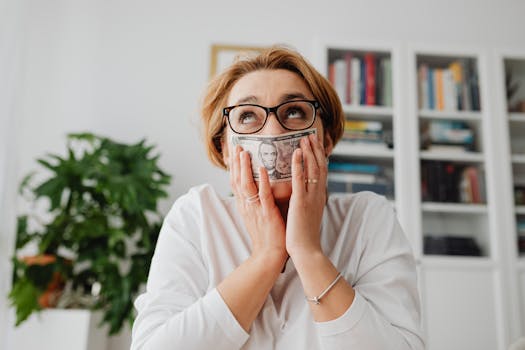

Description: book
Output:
[328,162,381,174]
[351,57,361,106]
[449,61,464,110]
[435,69,444,110]
[345,53,353,104]
[428,67,435,110]
[360,58,366,105]
[442,69,457,111]
[365,53,376,105]
[419,64,429,109]
[333,59,347,103]
[382,58,392,107]
[328,172,376,184]
[375,57,383,106]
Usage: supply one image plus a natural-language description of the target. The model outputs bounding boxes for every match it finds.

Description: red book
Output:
[345,53,353,104]
[365,53,376,105]
[466,166,481,203]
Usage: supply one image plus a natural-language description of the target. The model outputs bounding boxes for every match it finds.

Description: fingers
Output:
[240,150,258,199]
[309,133,327,174]
[291,148,305,199]
[258,166,273,213]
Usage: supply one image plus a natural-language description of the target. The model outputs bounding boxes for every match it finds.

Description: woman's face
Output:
[223,69,332,201]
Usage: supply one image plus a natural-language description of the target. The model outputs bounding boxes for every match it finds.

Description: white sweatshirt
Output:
[131,184,425,350]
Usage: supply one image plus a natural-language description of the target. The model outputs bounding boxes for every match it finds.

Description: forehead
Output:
[227,69,312,106]
[260,143,276,151]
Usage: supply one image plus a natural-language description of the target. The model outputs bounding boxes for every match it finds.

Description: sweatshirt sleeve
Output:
[315,193,425,350]
[130,189,249,350]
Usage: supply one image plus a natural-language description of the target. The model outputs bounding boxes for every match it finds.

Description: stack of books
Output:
[327,161,393,197]
[417,59,480,111]
[328,53,392,106]
[421,120,475,152]
[421,161,485,203]
[343,120,385,144]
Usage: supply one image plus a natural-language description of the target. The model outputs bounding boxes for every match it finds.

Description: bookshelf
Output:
[407,45,508,350]
[414,52,491,259]
[317,41,523,348]
[321,43,401,210]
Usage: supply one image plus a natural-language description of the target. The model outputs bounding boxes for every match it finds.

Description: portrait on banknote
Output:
[230,128,316,182]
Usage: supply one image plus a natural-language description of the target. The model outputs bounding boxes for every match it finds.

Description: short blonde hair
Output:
[201,46,344,169]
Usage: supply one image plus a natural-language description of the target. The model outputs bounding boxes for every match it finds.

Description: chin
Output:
[270,181,292,202]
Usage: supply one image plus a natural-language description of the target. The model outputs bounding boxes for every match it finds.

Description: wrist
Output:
[250,249,288,273]
[290,249,327,272]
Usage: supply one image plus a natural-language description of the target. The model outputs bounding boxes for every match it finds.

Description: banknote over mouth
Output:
[230,128,316,182]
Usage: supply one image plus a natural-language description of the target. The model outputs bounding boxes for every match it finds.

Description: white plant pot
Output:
[10,309,108,350]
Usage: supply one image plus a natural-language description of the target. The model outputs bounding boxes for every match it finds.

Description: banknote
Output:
[230,128,317,182]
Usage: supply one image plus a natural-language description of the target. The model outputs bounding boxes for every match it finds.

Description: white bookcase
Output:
[407,45,508,350]
[315,41,411,234]
[493,48,525,346]
[315,40,523,350]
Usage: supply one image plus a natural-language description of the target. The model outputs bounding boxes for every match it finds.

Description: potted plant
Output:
[9,132,171,344]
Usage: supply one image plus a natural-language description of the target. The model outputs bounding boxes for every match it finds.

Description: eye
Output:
[237,111,258,124]
[232,106,264,126]
[280,103,308,121]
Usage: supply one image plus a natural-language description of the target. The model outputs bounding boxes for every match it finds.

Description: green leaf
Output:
[8,278,41,326]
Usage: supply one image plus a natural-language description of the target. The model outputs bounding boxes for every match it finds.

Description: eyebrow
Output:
[234,92,310,105]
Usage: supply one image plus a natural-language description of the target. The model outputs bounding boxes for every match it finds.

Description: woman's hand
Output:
[286,133,328,258]
[230,145,288,268]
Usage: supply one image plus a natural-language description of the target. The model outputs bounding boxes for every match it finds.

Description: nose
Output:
[261,112,286,134]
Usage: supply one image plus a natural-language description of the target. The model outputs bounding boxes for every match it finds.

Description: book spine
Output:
[442,69,457,111]
[334,59,347,104]
[469,61,480,111]
[365,53,376,105]
[345,53,353,104]
[351,58,361,106]
[428,67,435,110]
[419,64,429,109]
[435,69,444,111]
[461,60,472,111]
[375,57,383,106]
[449,61,464,110]
[360,58,366,105]
[382,58,392,107]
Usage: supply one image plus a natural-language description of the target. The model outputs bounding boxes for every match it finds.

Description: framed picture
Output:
[209,44,267,78]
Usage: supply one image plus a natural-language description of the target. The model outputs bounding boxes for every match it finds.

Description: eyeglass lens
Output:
[228,100,315,134]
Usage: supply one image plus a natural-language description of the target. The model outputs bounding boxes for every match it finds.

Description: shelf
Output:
[422,202,488,214]
[511,154,525,164]
[419,255,495,269]
[419,109,482,121]
[342,104,393,119]
[332,142,394,159]
[516,206,525,215]
[509,113,525,122]
[420,150,484,162]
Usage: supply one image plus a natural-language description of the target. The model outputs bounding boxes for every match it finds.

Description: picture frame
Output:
[209,44,267,78]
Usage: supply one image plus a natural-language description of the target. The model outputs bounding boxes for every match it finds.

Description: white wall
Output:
[3,1,525,349]
[0,0,25,349]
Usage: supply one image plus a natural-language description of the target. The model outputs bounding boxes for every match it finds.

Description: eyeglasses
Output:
[223,99,320,134]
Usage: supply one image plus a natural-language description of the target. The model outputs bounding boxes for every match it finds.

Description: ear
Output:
[323,131,334,157]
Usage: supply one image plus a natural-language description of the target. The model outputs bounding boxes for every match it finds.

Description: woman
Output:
[131,47,424,349]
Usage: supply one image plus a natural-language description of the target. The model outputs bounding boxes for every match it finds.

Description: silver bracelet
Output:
[305,273,343,305]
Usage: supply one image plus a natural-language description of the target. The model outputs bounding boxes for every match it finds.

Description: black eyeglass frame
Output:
[222,99,320,134]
